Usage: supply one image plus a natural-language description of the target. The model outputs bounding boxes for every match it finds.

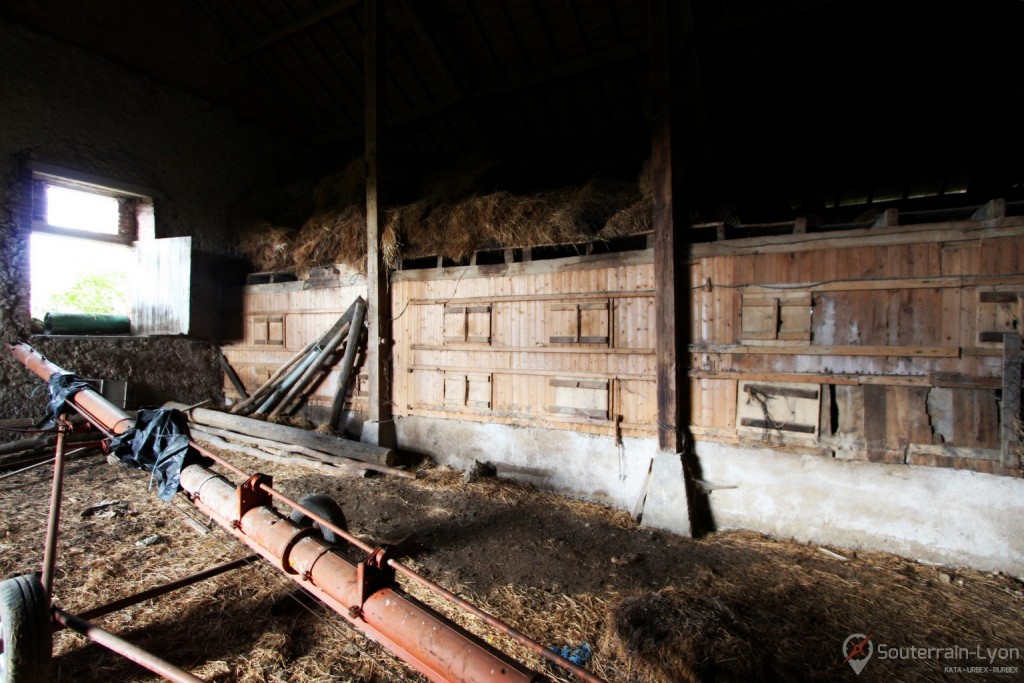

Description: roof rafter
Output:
[316,41,645,144]
[229,0,362,60]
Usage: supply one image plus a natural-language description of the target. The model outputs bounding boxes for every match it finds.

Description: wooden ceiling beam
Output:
[229,0,362,61]
[316,41,645,144]
[397,0,463,96]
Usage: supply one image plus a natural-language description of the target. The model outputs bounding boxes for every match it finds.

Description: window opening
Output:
[27,165,154,323]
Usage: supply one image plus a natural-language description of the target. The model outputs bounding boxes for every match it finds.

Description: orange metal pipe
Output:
[180,466,545,683]
[8,343,135,437]
[8,343,557,682]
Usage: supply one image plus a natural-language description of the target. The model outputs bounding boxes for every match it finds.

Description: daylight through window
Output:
[27,166,154,322]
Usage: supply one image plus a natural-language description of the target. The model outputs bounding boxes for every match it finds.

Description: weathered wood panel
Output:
[221,273,368,418]
[218,214,1024,475]
[132,236,191,336]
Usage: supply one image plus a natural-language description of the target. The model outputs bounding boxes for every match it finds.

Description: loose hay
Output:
[293,205,367,270]
[232,158,646,273]
[599,196,653,239]
[603,587,761,683]
[4,449,1018,682]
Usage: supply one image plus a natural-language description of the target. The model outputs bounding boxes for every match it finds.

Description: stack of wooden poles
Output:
[197,297,412,478]
[232,296,367,424]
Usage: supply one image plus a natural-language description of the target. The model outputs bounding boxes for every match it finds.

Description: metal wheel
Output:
[290,494,347,545]
[0,574,51,683]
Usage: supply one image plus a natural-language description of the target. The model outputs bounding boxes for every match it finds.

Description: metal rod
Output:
[193,435,600,680]
[330,298,366,429]
[9,343,597,682]
[181,466,546,683]
[389,561,606,683]
[40,423,68,600]
[0,445,100,482]
[52,608,206,683]
[75,555,260,623]
[189,441,375,553]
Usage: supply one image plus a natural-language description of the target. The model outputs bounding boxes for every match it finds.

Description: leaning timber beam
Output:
[164,402,396,467]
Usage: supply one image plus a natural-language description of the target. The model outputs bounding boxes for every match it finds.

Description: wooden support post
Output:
[1002,333,1021,469]
[641,0,695,537]
[363,0,394,448]
[651,0,682,456]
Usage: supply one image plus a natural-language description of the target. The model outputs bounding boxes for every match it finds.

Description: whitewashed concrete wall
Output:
[396,415,1024,575]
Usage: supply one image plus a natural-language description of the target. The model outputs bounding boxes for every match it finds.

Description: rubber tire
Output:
[0,574,51,683]
[290,494,347,545]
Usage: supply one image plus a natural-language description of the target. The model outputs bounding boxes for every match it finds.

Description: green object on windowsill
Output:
[43,313,131,335]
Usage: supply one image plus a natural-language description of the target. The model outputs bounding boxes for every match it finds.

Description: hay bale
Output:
[599,196,653,239]
[544,181,639,241]
[602,587,762,683]
[293,205,367,270]
[237,224,296,272]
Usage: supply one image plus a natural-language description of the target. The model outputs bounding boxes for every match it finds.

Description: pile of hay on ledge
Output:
[237,224,295,272]
[393,180,638,266]
[233,157,650,273]
[599,159,653,239]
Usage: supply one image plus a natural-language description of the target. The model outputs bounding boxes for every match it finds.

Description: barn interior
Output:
[1,0,1023,681]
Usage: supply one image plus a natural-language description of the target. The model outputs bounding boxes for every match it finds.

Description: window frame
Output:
[27,161,159,246]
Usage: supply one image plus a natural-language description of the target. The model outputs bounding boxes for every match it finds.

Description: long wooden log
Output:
[192,433,369,478]
[166,402,396,467]
[189,424,414,479]
[330,298,367,429]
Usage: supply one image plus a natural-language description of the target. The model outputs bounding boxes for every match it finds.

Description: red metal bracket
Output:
[236,473,273,521]
[355,545,396,608]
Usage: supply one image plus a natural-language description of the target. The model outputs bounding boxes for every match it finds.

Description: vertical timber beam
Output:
[363,0,395,447]
[651,0,679,455]
[641,0,696,536]
[1002,333,1022,469]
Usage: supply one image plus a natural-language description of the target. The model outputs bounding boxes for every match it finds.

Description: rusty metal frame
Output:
[8,342,605,683]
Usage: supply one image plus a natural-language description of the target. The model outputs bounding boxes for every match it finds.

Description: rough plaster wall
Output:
[0,20,308,421]
[693,442,1024,575]
[397,415,1024,574]
[396,415,653,511]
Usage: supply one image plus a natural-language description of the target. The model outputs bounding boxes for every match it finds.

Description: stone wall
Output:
[0,19,309,420]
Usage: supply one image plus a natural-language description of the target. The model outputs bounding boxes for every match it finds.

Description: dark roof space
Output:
[3,0,1023,221]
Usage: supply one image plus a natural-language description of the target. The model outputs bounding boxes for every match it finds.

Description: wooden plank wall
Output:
[221,275,368,419]
[391,253,658,438]
[688,218,1024,475]
[391,217,1024,477]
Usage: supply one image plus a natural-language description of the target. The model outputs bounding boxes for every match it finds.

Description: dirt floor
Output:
[0,449,1021,683]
